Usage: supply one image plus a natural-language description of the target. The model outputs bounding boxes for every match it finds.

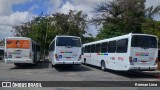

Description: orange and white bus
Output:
[4,37,40,67]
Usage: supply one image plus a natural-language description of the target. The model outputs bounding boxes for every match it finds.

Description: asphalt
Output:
[0,60,160,90]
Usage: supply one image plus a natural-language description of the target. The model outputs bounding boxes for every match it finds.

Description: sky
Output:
[0,0,160,40]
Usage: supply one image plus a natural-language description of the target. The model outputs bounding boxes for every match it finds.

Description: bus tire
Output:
[50,62,54,67]
[14,63,21,67]
[101,61,106,71]
[52,64,54,67]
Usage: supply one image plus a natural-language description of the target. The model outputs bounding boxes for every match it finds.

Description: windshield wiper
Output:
[140,46,149,49]
[65,46,72,48]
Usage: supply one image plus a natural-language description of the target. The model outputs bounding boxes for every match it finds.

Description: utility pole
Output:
[44,16,49,61]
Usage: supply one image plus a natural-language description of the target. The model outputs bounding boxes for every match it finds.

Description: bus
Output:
[0,40,4,60]
[158,49,160,70]
[0,49,4,60]
[4,37,40,67]
[82,33,158,71]
[49,35,82,66]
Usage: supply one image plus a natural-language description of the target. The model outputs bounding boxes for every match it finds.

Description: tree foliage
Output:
[94,0,146,40]
[145,5,160,19]
[142,18,160,41]
[14,10,88,55]
[13,0,160,52]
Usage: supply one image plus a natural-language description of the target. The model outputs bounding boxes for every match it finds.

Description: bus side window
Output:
[53,41,55,51]
[82,47,84,55]
[32,43,35,52]
[49,46,51,51]
[117,39,128,53]
[84,46,87,53]
[101,42,108,53]
[36,45,40,52]
[87,45,91,53]
[108,41,116,53]
[91,44,95,53]
[95,44,101,53]
[38,46,40,52]
[49,41,55,51]
[158,50,160,61]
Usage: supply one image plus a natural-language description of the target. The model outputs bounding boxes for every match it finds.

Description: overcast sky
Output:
[0,0,160,39]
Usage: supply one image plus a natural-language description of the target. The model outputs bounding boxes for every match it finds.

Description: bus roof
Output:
[83,33,157,46]
[56,35,80,38]
[6,37,31,40]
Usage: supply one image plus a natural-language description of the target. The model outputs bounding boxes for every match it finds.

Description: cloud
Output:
[47,0,107,36]
[0,11,33,38]
[1,0,159,39]
[28,4,39,12]
[48,0,64,13]
[0,11,32,26]
[0,0,30,16]
[49,0,160,36]
[145,0,160,8]
[0,26,14,38]
[0,0,33,39]
[145,0,160,20]
[58,2,75,14]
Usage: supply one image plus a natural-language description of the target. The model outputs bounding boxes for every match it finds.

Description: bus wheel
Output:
[14,63,21,67]
[51,64,54,67]
[84,58,87,65]
[50,62,54,67]
[101,61,106,71]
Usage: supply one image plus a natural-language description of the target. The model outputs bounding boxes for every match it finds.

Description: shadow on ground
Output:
[54,65,93,72]
[10,61,49,69]
[85,64,160,79]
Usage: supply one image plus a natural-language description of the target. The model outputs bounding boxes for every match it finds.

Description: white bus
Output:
[49,35,82,66]
[82,33,158,71]
[4,37,40,67]
[0,48,4,60]
[0,40,4,60]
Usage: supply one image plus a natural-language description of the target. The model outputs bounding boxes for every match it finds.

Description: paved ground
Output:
[0,60,160,90]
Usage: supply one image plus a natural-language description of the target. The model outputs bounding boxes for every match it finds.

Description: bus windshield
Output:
[131,35,157,48]
[56,37,81,47]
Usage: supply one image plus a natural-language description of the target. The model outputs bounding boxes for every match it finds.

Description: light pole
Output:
[43,16,49,61]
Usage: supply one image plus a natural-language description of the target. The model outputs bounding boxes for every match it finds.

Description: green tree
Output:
[14,10,88,55]
[93,0,146,40]
[145,5,160,19]
[51,10,87,38]
[142,18,160,39]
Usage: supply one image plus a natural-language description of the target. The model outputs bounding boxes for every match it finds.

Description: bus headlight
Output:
[55,54,59,61]
[129,56,134,65]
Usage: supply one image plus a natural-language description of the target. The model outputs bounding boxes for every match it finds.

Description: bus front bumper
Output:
[55,61,81,65]
[5,59,33,64]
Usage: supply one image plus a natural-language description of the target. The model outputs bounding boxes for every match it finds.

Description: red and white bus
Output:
[82,33,158,71]
[49,35,82,66]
